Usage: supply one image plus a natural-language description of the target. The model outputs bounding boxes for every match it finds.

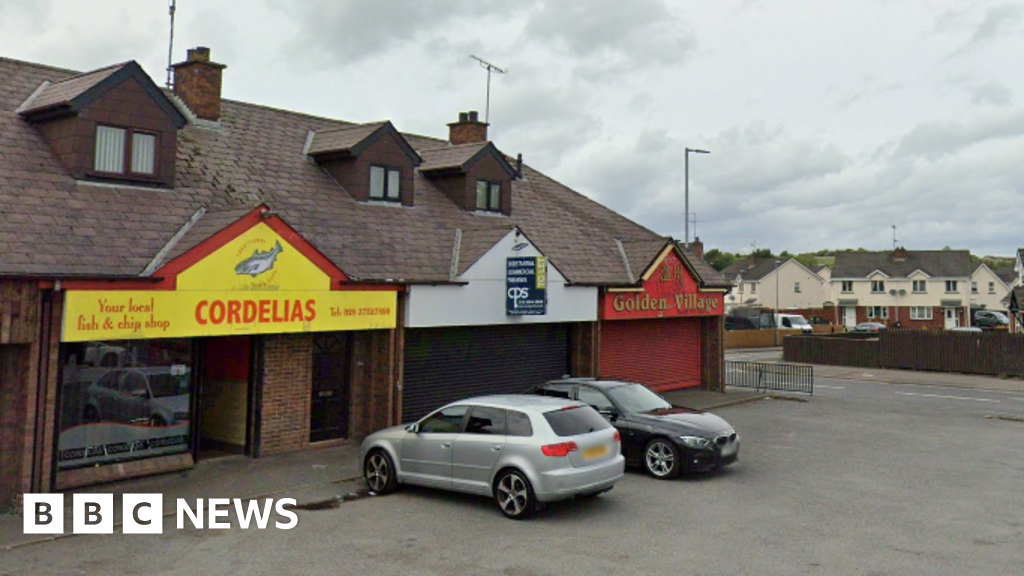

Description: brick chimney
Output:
[448,111,488,145]
[689,237,704,261]
[892,247,907,261]
[172,47,227,122]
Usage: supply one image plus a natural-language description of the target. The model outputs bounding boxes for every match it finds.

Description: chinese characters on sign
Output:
[602,251,723,320]
[506,256,547,315]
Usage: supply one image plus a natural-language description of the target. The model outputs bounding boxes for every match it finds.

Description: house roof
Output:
[307,121,422,164]
[0,55,675,287]
[993,265,1017,284]
[721,258,783,281]
[16,60,185,128]
[832,250,972,279]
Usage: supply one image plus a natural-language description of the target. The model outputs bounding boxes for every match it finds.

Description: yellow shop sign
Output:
[62,290,396,342]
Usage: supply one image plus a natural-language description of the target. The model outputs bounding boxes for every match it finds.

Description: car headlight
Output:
[678,436,712,449]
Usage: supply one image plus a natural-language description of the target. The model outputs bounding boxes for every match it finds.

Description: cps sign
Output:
[506,256,547,316]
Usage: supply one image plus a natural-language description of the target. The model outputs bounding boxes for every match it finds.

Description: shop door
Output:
[198,337,252,458]
[403,324,569,422]
[310,333,351,442]
[599,318,702,392]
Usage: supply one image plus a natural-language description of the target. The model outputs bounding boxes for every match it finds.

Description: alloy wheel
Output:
[496,473,528,517]
[645,440,676,478]
[366,453,390,492]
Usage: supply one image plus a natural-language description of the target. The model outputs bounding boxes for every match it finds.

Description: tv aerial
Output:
[470,55,506,124]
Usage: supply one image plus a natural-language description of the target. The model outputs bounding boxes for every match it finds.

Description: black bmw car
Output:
[528,378,739,479]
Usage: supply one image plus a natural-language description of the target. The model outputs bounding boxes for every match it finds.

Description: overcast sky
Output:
[2,0,1022,257]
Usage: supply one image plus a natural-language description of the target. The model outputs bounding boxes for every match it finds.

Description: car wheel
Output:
[644,438,680,479]
[149,415,167,427]
[494,469,536,520]
[364,449,398,495]
[83,405,99,423]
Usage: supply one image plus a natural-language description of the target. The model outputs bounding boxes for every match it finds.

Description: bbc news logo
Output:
[24,494,298,534]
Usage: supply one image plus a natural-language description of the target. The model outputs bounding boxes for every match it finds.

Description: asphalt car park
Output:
[2,375,1022,575]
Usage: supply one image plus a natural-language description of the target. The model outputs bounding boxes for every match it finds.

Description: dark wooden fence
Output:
[784,330,1024,376]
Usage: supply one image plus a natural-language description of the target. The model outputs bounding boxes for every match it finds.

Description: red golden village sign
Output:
[602,250,724,320]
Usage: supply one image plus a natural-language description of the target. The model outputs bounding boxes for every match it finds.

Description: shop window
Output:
[94,125,157,176]
[57,339,193,471]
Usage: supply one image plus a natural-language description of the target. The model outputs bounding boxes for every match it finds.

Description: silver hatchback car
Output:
[360,395,625,519]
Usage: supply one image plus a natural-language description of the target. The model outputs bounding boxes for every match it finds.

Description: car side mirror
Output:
[405,423,419,434]
[598,407,618,421]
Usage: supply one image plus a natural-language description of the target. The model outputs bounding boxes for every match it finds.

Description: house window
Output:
[370,165,401,201]
[794,282,801,293]
[475,180,501,212]
[989,282,996,294]
[945,280,958,293]
[867,306,889,319]
[971,282,978,294]
[910,307,932,320]
[94,125,157,176]
[841,281,853,293]
[871,280,885,293]
[912,280,926,293]
[750,282,757,294]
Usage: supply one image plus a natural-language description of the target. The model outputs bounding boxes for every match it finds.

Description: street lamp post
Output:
[684,148,710,247]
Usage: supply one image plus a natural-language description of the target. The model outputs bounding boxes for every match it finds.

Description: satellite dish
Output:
[889,289,897,296]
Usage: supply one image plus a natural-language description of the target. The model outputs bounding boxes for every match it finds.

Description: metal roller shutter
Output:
[599,318,701,392]
[402,324,569,422]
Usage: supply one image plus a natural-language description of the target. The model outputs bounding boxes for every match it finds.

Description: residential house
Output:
[969,263,1012,318]
[722,258,828,312]
[830,248,972,329]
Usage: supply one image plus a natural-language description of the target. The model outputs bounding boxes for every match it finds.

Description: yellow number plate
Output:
[582,445,609,461]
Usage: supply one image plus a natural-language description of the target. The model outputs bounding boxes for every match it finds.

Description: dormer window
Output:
[370,165,401,202]
[475,180,501,212]
[94,125,157,176]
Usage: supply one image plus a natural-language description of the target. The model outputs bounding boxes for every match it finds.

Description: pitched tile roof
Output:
[721,258,783,281]
[680,249,731,289]
[16,62,126,114]
[831,250,972,279]
[619,239,667,281]
[306,122,378,156]
[0,55,682,288]
[455,226,515,277]
[993,265,1017,285]
[418,142,490,172]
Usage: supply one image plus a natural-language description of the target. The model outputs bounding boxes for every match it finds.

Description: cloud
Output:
[522,0,697,81]
[893,109,1024,159]
[947,3,1024,58]
[969,81,1013,106]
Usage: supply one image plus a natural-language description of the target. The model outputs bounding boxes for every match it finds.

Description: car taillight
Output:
[614,431,621,443]
[541,442,578,457]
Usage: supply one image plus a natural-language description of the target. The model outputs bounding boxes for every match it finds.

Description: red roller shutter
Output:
[599,318,701,392]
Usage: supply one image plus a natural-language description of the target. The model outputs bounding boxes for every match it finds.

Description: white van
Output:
[775,313,812,333]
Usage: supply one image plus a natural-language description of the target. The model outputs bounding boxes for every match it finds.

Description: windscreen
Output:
[605,384,672,414]
[543,406,611,437]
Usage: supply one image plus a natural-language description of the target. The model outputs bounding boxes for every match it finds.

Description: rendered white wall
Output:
[405,230,598,328]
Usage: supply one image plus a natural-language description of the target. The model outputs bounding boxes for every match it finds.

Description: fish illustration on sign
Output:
[235,240,284,277]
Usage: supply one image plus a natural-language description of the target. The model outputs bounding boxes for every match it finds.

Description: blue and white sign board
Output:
[506,256,547,315]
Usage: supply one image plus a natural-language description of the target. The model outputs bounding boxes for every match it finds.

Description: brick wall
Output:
[348,330,395,439]
[260,333,313,455]
[701,315,725,391]
[172,48,225,122]
[0,345,30,510]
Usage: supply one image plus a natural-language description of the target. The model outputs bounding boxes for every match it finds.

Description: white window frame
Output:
[750,282,757,294]
[989,282,996,294]
[912,280,926,293]
[971,281,978,294]
[841,281,853,293]
[794,282,801,293]
[867,306,889,319]
[871,280,885,293]
[945,280,958,293]
[910,307,932,320]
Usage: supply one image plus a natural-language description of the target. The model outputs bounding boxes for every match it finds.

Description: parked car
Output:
[776,313,813,332]
[528,379,739,479]
[973,310,1010,328]
[725,316,757,330]
[849,322,887,333]
[951,326,983,333]
[360,395,624,519]
[83,367,190,426]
